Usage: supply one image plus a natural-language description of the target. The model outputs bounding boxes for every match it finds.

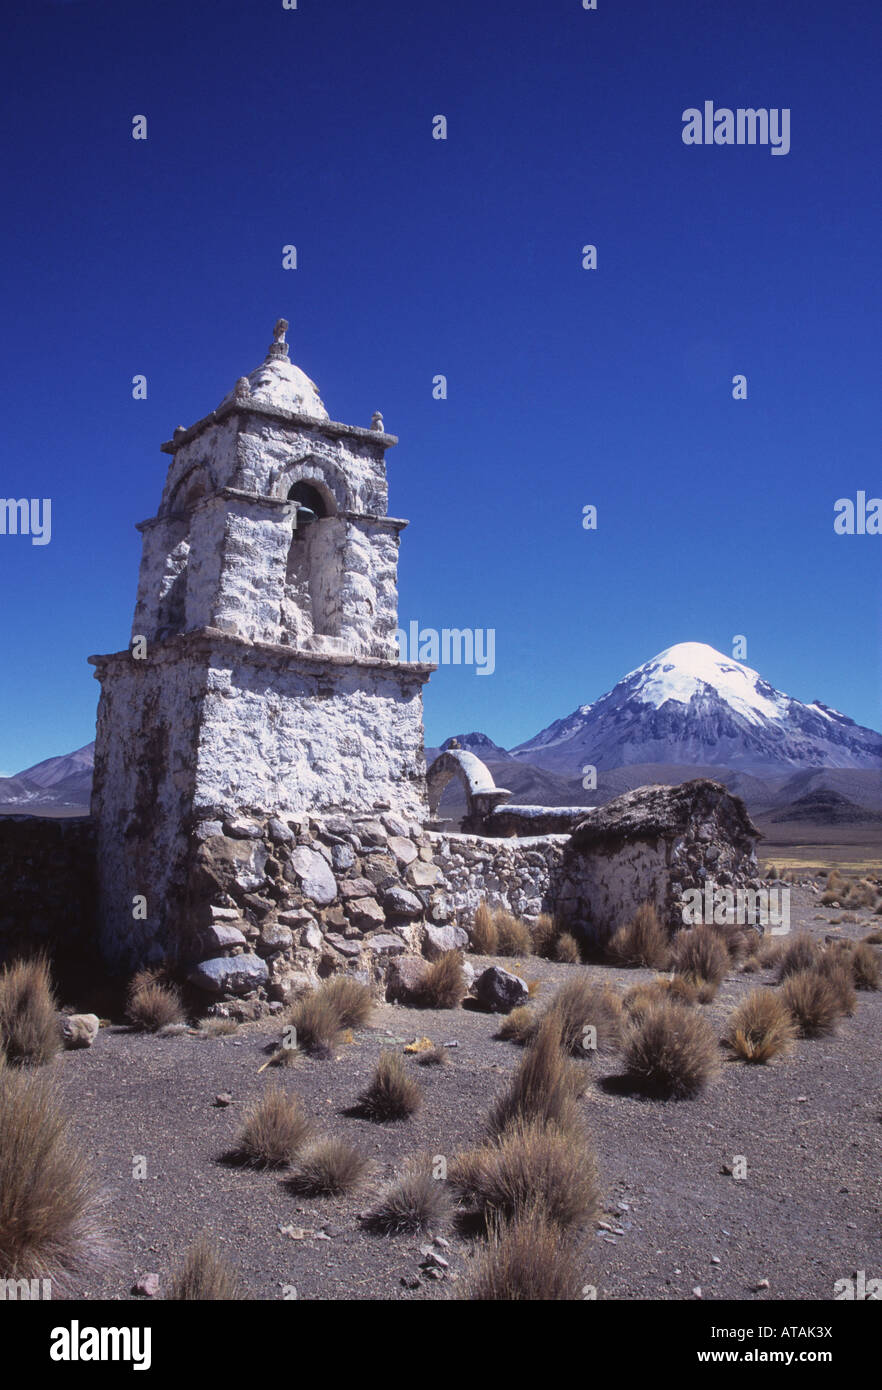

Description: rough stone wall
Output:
[0,817,95,965]
[179,813,564,1010]
[558,779,761,942]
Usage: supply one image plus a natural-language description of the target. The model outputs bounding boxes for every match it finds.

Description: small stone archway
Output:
[425,749,512,828]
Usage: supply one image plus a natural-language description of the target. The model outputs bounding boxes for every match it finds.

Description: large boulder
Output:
[61,1013,100,1049]
[424,924,469,960]
[188,954,269,995]
[475,966,530,1013]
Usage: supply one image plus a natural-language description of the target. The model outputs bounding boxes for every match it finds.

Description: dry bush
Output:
[0,955,60,1066]
[497,1005,539,1046]
[470,902,498,955]
[741,955,762,974]
[850,941,880,991]
[126,971,185,1033]
[233,1085,313,1168]
[0,1058,109,1287]
[725,988,797,1063]
[356,1051,421,1121]
[757,935,786,969]
[623,999,720,1098]
[319,975,373,1028]
[673,926,729,988]
[487,1013,582,1137]
[415,951,466,1009]
[288,975,370,1058]
[463,1209,584,1301]
[607,903,671,969]
[493,910,533,957]
[288,1138,370,1196]
[814,955,857,1016]
[167,1236,248,1300]
[844,879,877,910]
[364,1154,452,1234]
[417,1045,448,1067]
[765,863,779,879]
[781,970,840,1038]
[450,1116,599,1230]
[555,932,582,964]
[821,869,847,905]
[545,976,623,1056]
[197,1016,239,1037]
[776,933,821,981]
[862,929,882,945]
[529,914,558,959]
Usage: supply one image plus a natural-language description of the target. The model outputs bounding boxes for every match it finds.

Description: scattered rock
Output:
[61,1013,100,1049]
[475,965,530,1013]
[132,1273,160,1297]
[214,1093,233,1107]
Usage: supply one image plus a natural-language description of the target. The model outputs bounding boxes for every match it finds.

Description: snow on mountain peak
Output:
[624,643,788,727]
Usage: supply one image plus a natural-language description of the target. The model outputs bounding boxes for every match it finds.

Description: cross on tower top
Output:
[267,317,290,360]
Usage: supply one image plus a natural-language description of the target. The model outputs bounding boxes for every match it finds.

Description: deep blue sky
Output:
[1,0,880,772]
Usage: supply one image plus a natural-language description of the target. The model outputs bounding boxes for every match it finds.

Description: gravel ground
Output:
[53,886,882,1301]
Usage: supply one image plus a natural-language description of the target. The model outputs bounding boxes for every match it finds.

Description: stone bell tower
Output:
[89,320,433,969]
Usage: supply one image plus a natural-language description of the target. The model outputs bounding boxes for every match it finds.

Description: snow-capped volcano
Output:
[512,642,882,775]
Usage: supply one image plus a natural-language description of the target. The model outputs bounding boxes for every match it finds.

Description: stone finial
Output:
[234,376,251,401]
[371,411,384,432]
[267,318,290,361]
[448,737,460,749]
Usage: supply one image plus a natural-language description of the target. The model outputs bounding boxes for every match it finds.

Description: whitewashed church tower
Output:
[89,321,432,968]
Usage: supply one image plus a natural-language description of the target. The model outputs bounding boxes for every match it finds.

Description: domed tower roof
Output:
[220,318,328,420]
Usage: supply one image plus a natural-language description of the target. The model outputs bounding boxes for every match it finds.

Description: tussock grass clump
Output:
[288,1138,370,1196]
[776,933,821,981]
[415,951,466,1009]
[126,970,186,1033]
[0,955,60,1066]
[496,1005,539,1046]
[0,1058,109,1287]
[529,914,558,959]
[607,903,671,969]
[417,1045,448,1066]
[167,1236,248,1300]
[232,1085,313,1168]
[450,1116,599,1230]
[623,999,720,1098]
[546,976,623,1056]
[624,975,697,1022]
[493,910,533,958]
[319,975,373,1028]
[356,1051,421,1121]
[757,935,786,969]
[673,926,729,989]
[725,988,797,1063]
[781,970,840,1038]
[463,1209,584,1301]
[555,932,582,964]
[864,929,882,945]
[288,976,371,1057]
[814,955,857,1016]
[843,878,878,910]
[821,869,847,905]
[487,1013,582,1137]
[470,902,498,955]
[850,941,880,991]
[364,1154,452,1234]
[197,1016,239,1037]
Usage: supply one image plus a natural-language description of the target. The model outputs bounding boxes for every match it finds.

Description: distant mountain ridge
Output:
[0,743,94,812]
